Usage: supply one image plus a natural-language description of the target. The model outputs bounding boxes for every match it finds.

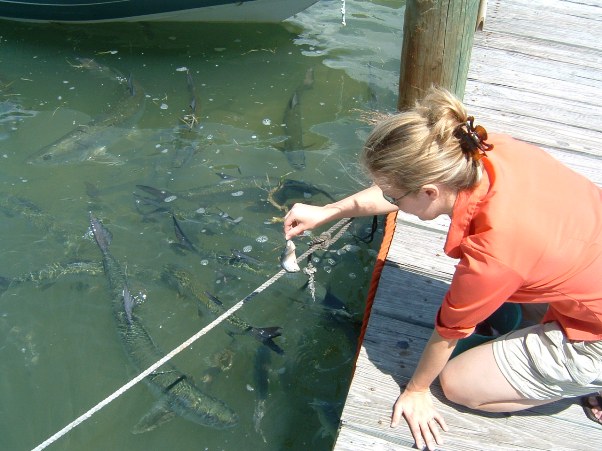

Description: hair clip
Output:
[453,116,493,161]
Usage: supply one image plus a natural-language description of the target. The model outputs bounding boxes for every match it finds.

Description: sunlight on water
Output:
[0,1,404,449]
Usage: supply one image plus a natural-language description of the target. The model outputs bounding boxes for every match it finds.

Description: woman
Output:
[283,86,602,450]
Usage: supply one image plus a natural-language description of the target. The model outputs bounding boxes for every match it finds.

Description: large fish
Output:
[267,178,337,213]
[27,61,145,165]
[280,89,306,170]
[171,214,199,254]
[252,344,271,441]
[161,264,284,355]
[0,261,104,292]
[279,67,315,170]
[89,213,238,431]
[0,194,82,249]
[186,69,198,115]
[0,194,66,240]
[0,78,37,133]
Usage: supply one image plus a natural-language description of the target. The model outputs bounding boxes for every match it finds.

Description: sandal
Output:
[581,394,602,425]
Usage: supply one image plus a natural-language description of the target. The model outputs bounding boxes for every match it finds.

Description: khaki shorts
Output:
[492,321,602,400]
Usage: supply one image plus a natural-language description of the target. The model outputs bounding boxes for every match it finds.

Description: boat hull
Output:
[0,0,318,23]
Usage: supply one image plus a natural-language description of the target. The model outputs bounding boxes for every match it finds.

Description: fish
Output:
[366,61,379,109]
[0,194,62,235]
[27,63,145,165]
[5,261,104,289]
[280,89,306,170]
[1,76,37,131]
[252,345,271,441]
[302,67,315,90]
[0,194,75,246]
[172,143,197,168]
[171,214,198,253]
[267,179,337,212]
[176,69,200,130]
[0,275,10,294]
[135,185,180,203]
[279,67,315,170]
[280,240,301,273]
[229,248,261,266]
[309,399,341,441]
[217,208,243,224]
[161,264,283,355]
[89,213,238,431]
[133,177,266,207]
[132,185,180,218]
[215,171,239,183]
[278,179,336,202]
[186,69,198,114]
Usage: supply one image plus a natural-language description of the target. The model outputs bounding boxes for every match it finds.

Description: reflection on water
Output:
[0,1,404,449]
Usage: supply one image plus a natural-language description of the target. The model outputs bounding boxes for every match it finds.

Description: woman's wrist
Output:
[405,379,431,393]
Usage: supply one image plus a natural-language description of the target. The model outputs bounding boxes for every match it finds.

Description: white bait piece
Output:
[280,240,301,273]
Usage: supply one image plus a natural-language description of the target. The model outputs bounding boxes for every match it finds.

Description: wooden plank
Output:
[465,63,602,115]
[485,0,602,49]
[472,34,602,79]
[461,102,602,174]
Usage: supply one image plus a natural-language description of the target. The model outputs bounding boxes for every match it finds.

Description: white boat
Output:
[0,0,319,23]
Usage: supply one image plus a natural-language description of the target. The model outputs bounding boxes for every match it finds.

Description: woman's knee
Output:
[440,362,473,407]
[440,357,486,410]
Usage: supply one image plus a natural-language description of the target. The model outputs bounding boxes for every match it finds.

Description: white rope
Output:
[32,217,353,451]
[341,0,347,26]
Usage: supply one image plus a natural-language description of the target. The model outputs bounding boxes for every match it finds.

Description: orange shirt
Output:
[436,134,602,341]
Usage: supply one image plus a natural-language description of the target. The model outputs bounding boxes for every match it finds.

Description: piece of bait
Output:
[280,240,300,273]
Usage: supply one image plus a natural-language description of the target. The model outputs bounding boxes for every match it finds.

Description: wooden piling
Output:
[397,0,481,110]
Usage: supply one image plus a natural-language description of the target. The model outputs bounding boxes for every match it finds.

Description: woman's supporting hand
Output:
[391,386,448,451]
[391,330,456,449]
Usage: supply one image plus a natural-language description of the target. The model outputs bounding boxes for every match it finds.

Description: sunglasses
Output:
[382,190,412,205]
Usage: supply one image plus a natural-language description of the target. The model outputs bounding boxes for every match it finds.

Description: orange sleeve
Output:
[436,243,524,339]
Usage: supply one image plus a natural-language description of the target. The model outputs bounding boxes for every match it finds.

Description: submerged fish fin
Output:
[250,326,282,340]
[135,185,175,202]
[132,399,176,434]
[204,291,224,307]
[172,215,197,252]
[248,327,285,355]
[260,338,285,355]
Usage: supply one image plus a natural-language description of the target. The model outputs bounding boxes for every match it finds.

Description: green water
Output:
[0,1,404,450]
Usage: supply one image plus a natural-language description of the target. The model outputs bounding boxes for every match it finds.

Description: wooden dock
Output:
[334,0,602,449]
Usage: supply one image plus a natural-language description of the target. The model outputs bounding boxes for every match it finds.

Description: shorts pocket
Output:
[565,341,602,386]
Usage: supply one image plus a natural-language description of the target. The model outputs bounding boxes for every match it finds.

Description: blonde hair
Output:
[361,86,483,192]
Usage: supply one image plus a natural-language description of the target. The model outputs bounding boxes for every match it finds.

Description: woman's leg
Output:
[439,341,559,412]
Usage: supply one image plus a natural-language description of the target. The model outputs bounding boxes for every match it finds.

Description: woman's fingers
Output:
[416,417,445,451]
[433,411,449,432]
[390,392,447,450]
[427,417,445,449]
[390,395,405,427]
